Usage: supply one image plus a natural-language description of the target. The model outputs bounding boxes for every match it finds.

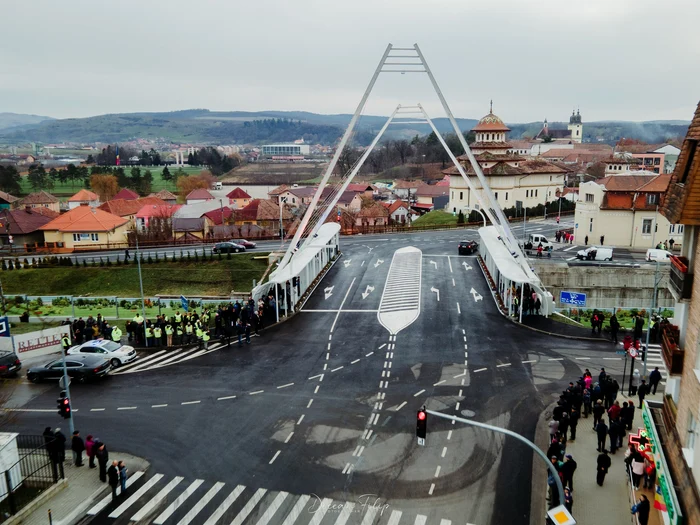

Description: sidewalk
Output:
[9,452,149,525]
[520,315,609,341]
[556,390,664,525]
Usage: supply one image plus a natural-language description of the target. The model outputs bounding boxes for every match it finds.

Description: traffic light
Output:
[57,391,71,419]
[416,408,427,440]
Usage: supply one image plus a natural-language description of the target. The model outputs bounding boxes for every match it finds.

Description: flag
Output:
[654,484,667,511]
[180,295,188,312]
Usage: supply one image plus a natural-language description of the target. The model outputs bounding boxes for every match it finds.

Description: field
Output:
[411,210,458,226]
[18,166,203,196]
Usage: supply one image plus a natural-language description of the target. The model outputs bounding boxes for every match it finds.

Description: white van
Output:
[213,181,223,191]
[646,249,672,263]
[524,234,553,251]
[576,246,614,261]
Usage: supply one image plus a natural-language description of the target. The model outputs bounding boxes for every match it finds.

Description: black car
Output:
[0,350,21,378]
[458,240,479,255]
[231,239,257,249]
[213,242,246,254]
[27,354,110,384]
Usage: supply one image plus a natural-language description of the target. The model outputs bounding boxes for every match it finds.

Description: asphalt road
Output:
[4,226,632,525]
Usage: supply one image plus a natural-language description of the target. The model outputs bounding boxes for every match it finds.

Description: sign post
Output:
[559,291,587,307]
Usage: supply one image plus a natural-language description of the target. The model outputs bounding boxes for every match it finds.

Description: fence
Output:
[0,435,57,523]
[554,306,675,333]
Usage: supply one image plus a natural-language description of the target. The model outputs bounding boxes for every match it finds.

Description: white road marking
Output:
[351,359,360,364]
[496,363,512,368]
[434,380,446,386]
[285,432,294,443]
[440,520,452,525]
[455,402,460,411]
[176,482,224,525]
[522,360,537,364]
[109,473,164,518]
[366,430,373,440]
[218,395,236,401]
[458,389,463,397]
[309,498,333,525]
[280,495,312,525]
[331,366,344,372]
[360,506,379,525]
[448,257,453,273]
[395,401,407,411]
[342,463,351,474]
[414,389,426,397]
[330,277,356,333]
[456,302,461,314]
[308,374,322,380]
[428,484,435,495]
[548,358,564,361]
[117,406,137,410]
[333,502,355,525]
[249,390,264,395]
[181,400,201,405]
[87,472,144,515]
[575,357,591,360]
[447,430,453,440]
[269,451,281,464]
[201,485,244,525]
[254,492,289,525]
[453,371,467,377]
[112,350,167,372]
[366,351,374,356]
[277,383,294,389]
[314,386,320,394]
[474,368,487,372]
[324,364,327,371]
[307,399,313,408]
[434,465,441,477]
[379,343,387,349]
[297,414,305,425]
[90,408,105,412]
[130,476,184,522]
[151,404,168,408]
[441,447,447,458]
[563,245,579,252]
[604,357,621,360]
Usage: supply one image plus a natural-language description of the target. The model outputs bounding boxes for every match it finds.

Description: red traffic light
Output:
[417,410,426,421]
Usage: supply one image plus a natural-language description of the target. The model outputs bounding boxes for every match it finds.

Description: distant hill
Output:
[0,109,688,146]
[0,112,54,130]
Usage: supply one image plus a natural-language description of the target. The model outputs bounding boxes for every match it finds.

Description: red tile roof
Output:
[202,207,234,225]
[226,187,252,199]
[236,199,293,222]
[22,191,59,204]
[99,197,166,217]
[149,189,178,201]
[346,183,374,192]
[0,207,59,235]
[598,175,657,192]
[268,184,290,196]
[136,204,182,219]
[113,188,140,200]
[387,200,409,214]
[68,189,99,202]
[0,191,19,204]
[39,205,128,233]
[186,189,214,201]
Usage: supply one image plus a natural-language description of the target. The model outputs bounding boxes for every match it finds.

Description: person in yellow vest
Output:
[132,313,145,345]
[153,325,162,347]
[185,322,194,344]
[145,325,154,347]
[195,326,203,348]
[61,334,71,352]
[174,311,182,327]
[202,329,210,350]
[111,326,122,343]
[176,325,183,345]
[164,323,173,347]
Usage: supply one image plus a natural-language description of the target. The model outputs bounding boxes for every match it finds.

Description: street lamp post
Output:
[60,347,75,435]
[134,234,148,347]
[279,197,287,249]
[643,261,662,379]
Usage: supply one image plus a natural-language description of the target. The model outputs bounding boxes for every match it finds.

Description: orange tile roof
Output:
[149,189,178,201]
[186,189,214,201]
[39,205,128,233]
[68,189,99,202]
[113,188,140,200]
[22,191,59,204]
[99,197,166,217]
[387,200,409,214]
[636,174,672,193]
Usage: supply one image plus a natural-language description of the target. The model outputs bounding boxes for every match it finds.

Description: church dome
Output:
[472,108,511,132]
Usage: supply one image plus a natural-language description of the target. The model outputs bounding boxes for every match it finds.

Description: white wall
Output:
[0,326,71,359]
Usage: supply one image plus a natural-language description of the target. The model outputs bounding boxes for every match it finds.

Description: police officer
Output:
[195,325,203,348]
[202,329,210,350]
[61,333,71,351]
[153,325,162,347]
[164,323,173,347]
[185,322,193,344]
[145,324,154,347]
[176,324,183,345]
[111,325,122,343]
[174,311,182,328]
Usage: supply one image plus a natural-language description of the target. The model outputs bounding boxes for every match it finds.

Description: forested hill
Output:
[0,109,689,146]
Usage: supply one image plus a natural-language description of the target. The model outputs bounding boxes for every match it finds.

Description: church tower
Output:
[567,109,583,144]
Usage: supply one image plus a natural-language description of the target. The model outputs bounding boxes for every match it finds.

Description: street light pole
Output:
[134,235,148,347]
[60,347,75,435]
[425,409,566,515]
[643,261,661,378]
[279,197,287,249]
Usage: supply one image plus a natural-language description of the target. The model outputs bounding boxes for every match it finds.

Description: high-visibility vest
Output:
[202,332,210,342]
[175,314,182,323]
[145,327,153,338]
[195,320,202,329]
[153,327,162,338]
[133,315,142,323]
[111,327,122,341]
[176,326,183,336]
[185,325,193,335]
[195,327,203,338]
[61,336,70,348]
[165,325,173,335]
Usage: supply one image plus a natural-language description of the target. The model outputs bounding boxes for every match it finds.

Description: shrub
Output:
[116,256,122,266]
[147,255,153,264]
[99,258,105,267]
[7,260,14,270]
[24,258,30,267]
[53,297,71,308]
[1,261,6,271]
[35,297,44,307]
[194,251,199,263]
[187,252,191,262]
[82,259,88,268]
[106,258,112,266]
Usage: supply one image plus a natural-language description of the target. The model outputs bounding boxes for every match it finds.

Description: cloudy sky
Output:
[2,0,699,123]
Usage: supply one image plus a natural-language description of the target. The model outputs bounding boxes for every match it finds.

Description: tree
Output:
[176,174,210,200]
[457,210,465,224]
[394,140,412,165]
[542,134,554,143]
[130,167,142,194]
[90,174,119,201]
[142,170,153,195]
[161,166,172,182]
[0,166,22,194]
[86,154,95,164]
[115,167,129,188]
[28,164,53,191]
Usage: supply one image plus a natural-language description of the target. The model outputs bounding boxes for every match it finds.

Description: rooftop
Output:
[39,205,128,233]
[472,106,511,133]
[113,188,140,201]
[226,187,252,199]
[99,197,166,217]
[22,191,59,204]
[186,188,215,201]
[68,189,99,202]
[0,207,59,235]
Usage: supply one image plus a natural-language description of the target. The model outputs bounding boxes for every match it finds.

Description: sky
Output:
[2,0,699,123]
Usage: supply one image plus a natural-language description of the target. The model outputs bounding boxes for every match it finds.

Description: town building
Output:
[415,185,449,210]
[172,218,211,241]
[149,189,178,205]
[0,191,19,210]
[20,191,60,213]
[112,188,140,201]
[356,203,389,227]
[185,188,215,205]
[446,107,567,215]
[67,189,100,209]
[383,200,411,224]
[618,143,682,174]
[99,197,166,230]
[534,110,583,143]
[261,144,310,157]
[392,180,424,200]
[0,206,59,249]
[39,203,129,249]
[226,187,252,209]
[135,204,182,232]
[234,199,294,232]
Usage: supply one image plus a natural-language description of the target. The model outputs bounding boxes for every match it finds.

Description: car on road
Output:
[0,350,21,378]
[576,246,614,261]
[523,234,554,251]
[67,339,137,368]
[231,239,257,249]
[213,241,246,254]
[458,240,479,255]
[27,354,111,384]
[646,248,673,263]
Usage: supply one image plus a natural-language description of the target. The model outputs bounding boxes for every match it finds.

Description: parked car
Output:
[27,354,111,384]
[213,242,246,254]
[0,350,21,378]
[646,248,673,263]
[458,240,479,255]
[67,339,137,368]
[523,234,554,251]
[231,239,257,249]
[576,246,614,261]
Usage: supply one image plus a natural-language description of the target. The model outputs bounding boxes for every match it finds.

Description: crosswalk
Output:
[86,473,473,525]
[111,342,226,375]
[644,343,667,383]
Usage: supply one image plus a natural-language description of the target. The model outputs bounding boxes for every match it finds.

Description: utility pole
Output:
[134,235,148,346]
[643,261,661,378]
[60,347,75,435]
[279,197,287,249]
[651,204,659,249]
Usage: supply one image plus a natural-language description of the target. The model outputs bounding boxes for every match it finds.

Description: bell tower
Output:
[568,109,583,144]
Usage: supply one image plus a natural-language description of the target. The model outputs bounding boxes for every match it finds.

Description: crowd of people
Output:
[510,282,542,317]
[544,367,654,524]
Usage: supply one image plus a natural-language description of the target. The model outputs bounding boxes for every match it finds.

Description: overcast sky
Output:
[2,0,698,123]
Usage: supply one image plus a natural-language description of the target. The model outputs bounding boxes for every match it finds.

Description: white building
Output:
[261,144,310,157]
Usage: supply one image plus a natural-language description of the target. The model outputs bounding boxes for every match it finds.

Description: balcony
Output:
[669,255,694,299]
[661,322,684,375]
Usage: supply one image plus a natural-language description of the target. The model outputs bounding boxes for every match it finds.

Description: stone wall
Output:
[532,261,674,309]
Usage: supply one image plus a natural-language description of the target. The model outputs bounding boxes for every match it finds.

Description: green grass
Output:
[0,254,269,297]
[8,321,62,334]
[411,210,458,227]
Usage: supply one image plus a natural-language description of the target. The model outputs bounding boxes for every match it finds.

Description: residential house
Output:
[574,174,681,248]
[640,101,700,525]
[346,183,375,198]
[384,200,411,224]
[99,197,166,230]
[172,218,211,240]
[149,189,178,205]
[0,206,59,249]
[277,186,361,212]
[603,155,643,176]
[226,187,252,209]
[268,184,291,204]
[561,187,579,203]
[39,203,129,250]
[135,204,182,232]
[356,203,389,227]
[234,199,293,232]
[0,191,19,210]
[202,207,233,226]
[337,190,363,212]
[416,185,449,210]
[278,186,315,207]
[21,191,60,213]
[392,180,424,200]
[185,188,215,205]
[618,143,682,174]
[113,188,140,200]
[68,189,100,209]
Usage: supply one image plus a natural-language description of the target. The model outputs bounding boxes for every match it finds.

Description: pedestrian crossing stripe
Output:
[85,473,470,525]
[111,343,224,375]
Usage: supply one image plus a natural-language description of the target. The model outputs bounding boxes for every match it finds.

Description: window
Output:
[535,189,538,197]
[679,139,697,184]
[73,233,97,242]
[589,218,593,232]
[688,411,697,451]
[459,192,463,200]
[451,191,454,200]
[646,194,659,205]
[654,158,660,165]
[505,192,508,201]
[550,176,552,182]
[526,190,529,198]
[642,219,652,234]
[585,193,594,203]
[576,130,579,136]
[494,192,498,200]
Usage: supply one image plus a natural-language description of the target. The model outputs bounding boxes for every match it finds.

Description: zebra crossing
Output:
[86,473,474,525]
[644,343,667,383]
[111,342,226,375]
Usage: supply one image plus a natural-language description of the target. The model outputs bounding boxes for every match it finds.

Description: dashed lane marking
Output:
[217,395,236,401]
[269,451,281,465]
[277,383,294,389]
[414,389,426,397]
[181,400,200,405]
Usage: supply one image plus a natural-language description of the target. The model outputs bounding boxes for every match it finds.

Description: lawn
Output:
[8,321,62,335]
[412,210,458,227]
[18,166,203,196]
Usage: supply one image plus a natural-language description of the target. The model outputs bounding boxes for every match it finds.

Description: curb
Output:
[530,401,558,525]
[4,479,68,525]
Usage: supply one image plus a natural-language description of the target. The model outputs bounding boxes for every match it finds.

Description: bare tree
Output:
[394,140,412,165]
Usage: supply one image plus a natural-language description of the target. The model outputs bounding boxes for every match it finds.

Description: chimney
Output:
[25,205,31,213]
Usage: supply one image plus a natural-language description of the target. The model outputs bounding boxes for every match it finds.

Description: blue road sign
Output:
[575,223,578,229]
[180,295,189,312]
[560,291,587,306]
[0,316,9,337]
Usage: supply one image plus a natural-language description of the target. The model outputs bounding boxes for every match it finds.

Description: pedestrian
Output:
[608,400,621,422]
[631,454,645,488]
[236,318,244,347]
[608,419,620,454]
[53,428,66,463]
[600,235,604,245]
[185,322,193,344]
[548,456,563,508]
[85,434,96,468]
[124,249,130,261]
[245,321,251,344]
[548,418,559,443]
[559,412,570,445]
[638,379,648,407]
[649,367,662,395]
[95,442,109,482]
[202,329,210,350]
[165,323,173,347]
[599,367,607,384]
[585,235,588,245]
[625,400,635,430]
[634,314,645,343]
[71,430,85,466]
[595,419,608,452]
[561,454,577,491]
[592,399,605,429]
[631,369,640,396]
[609,313,620,344]
[564,488,573,514]
[632,495,651,525]
[669,238,675,251]
[569,407,579,441]
[596,449,611,486]
[107,460,119,499]
[176,324,183,345]
[153,325,162,347]
[118,460,128,495]
[61,333,71,352]
[582,388,592,418]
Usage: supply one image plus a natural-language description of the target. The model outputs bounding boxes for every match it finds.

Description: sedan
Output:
[0,350,21,378]
[213,242,246,253]
[27,354,111,384]
[458,240,479,255]
[67,339,137,368]
[231,239,257,249]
